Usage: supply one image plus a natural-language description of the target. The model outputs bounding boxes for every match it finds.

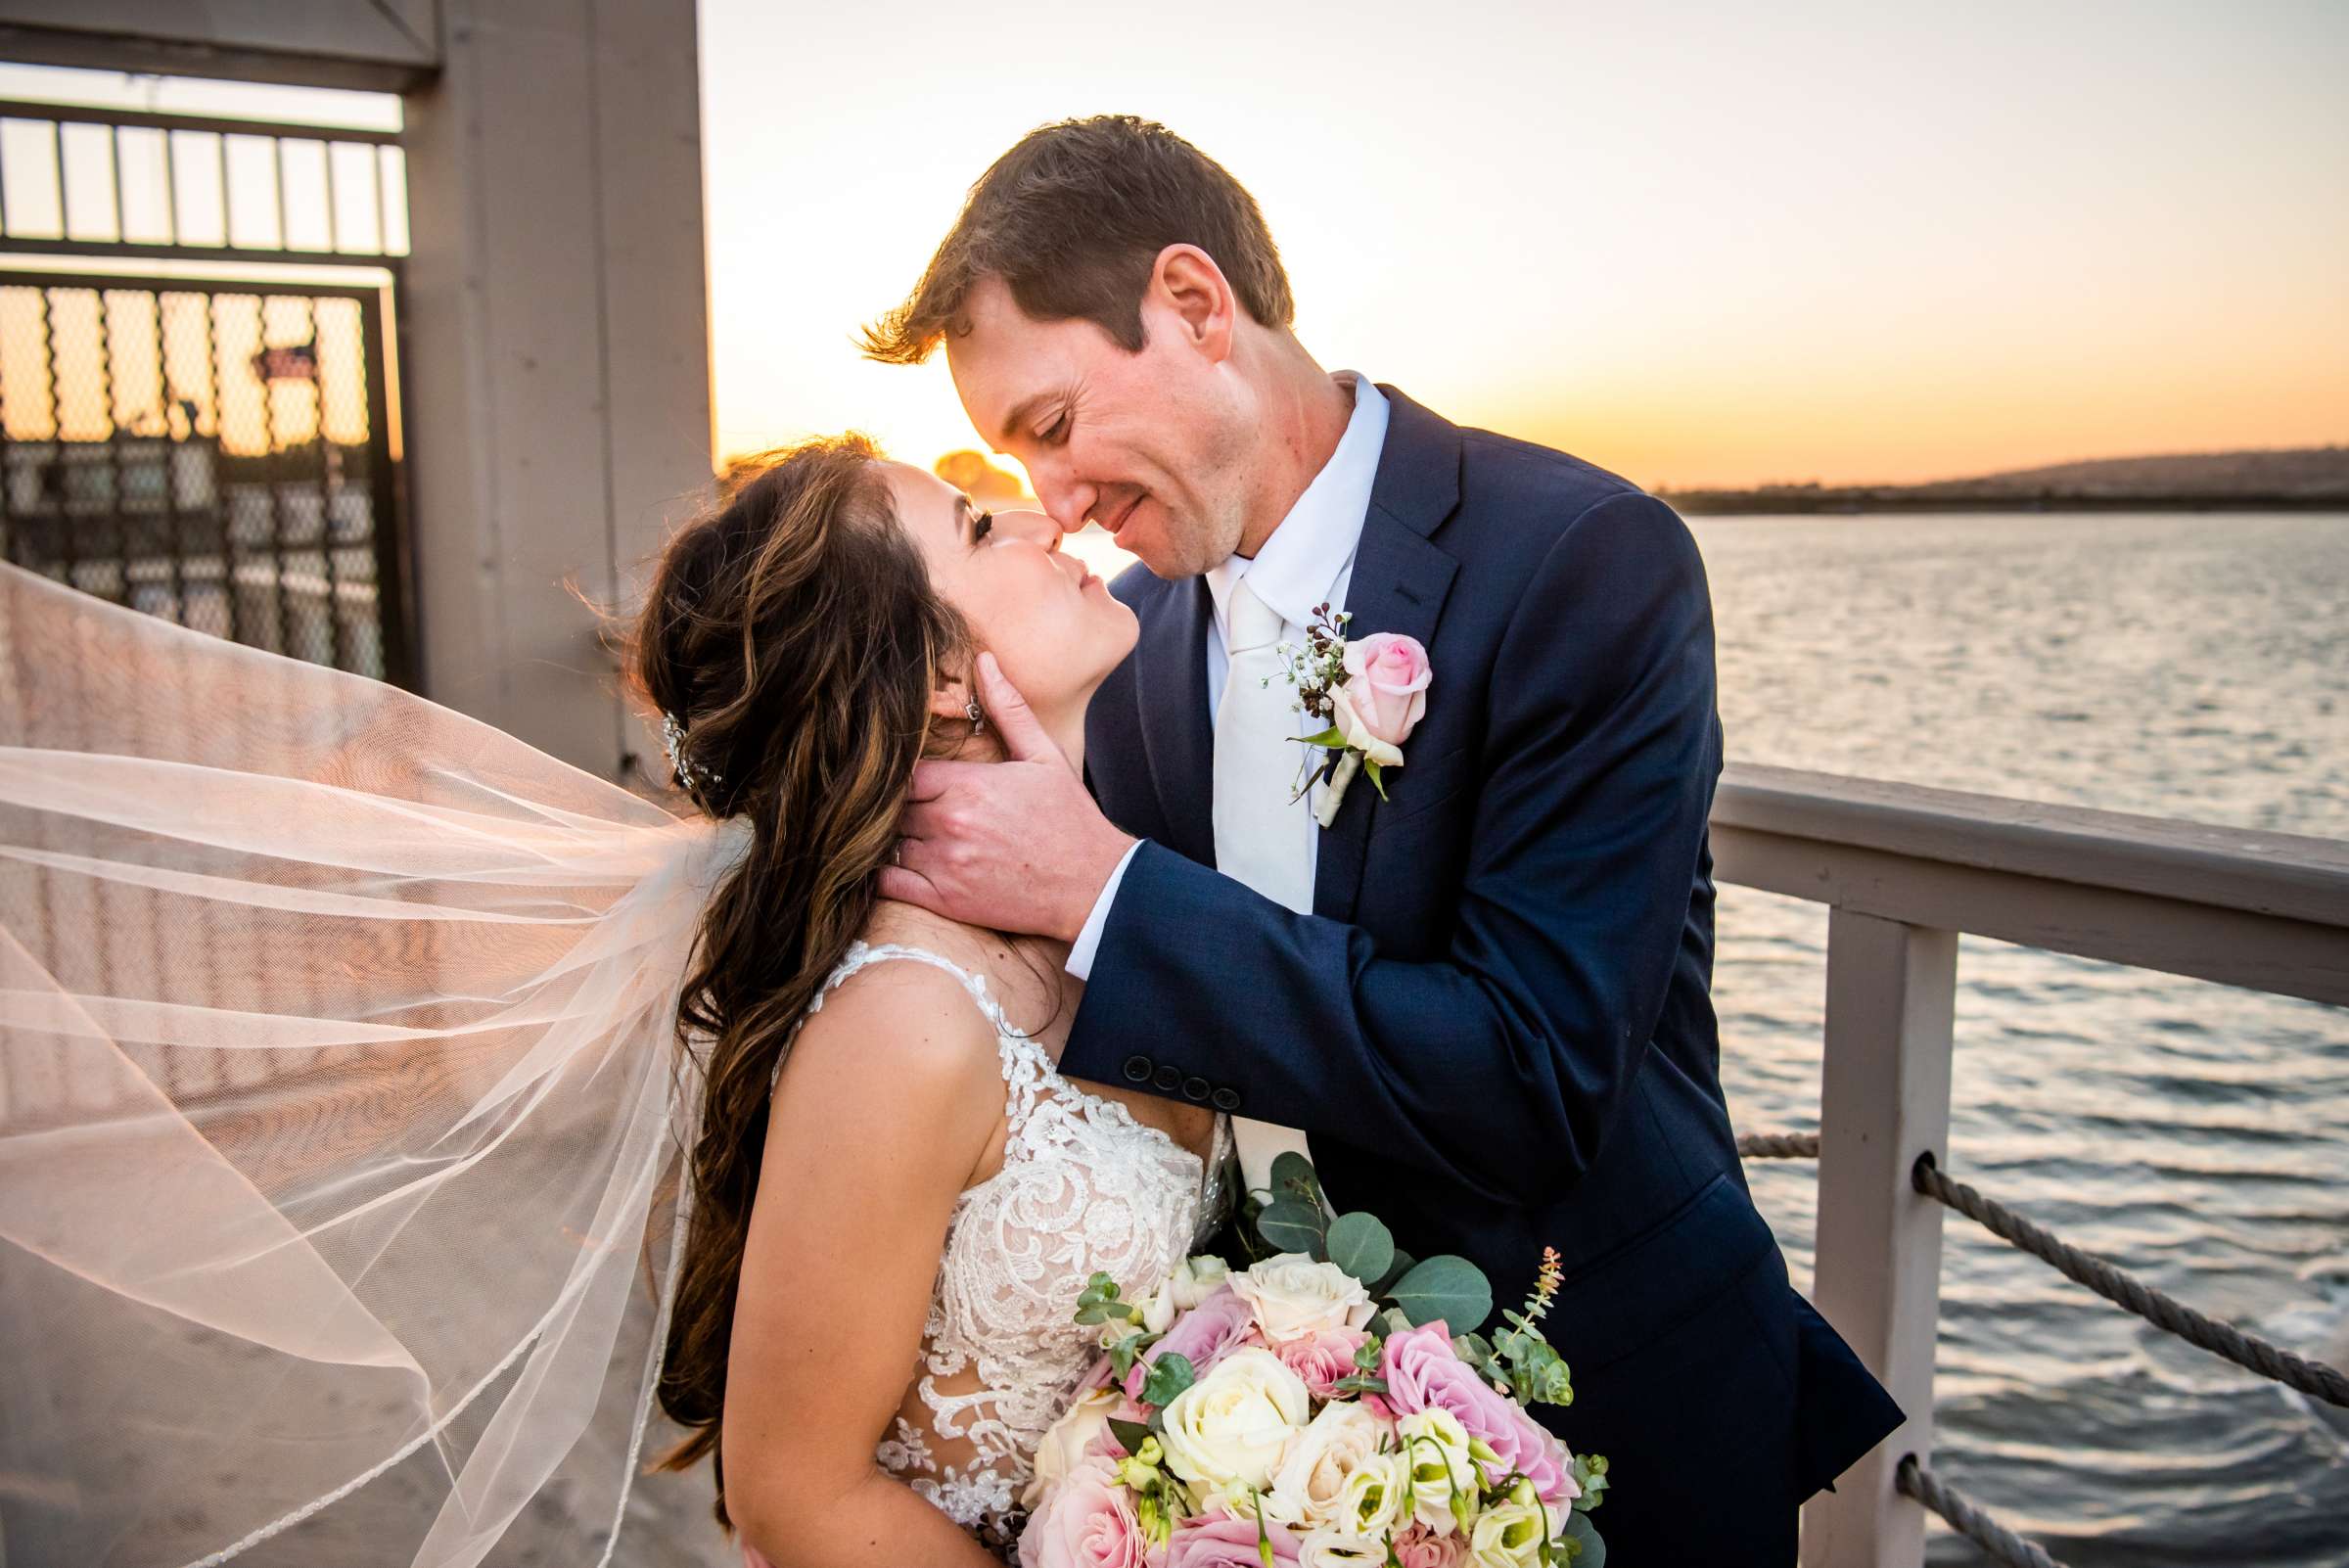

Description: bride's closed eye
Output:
[972,510,994,543]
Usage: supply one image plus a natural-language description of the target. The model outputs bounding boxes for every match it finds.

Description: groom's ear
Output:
[1149,244,1236,365]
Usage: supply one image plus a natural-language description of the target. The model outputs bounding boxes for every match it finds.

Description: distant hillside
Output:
[1659,445,2349,514]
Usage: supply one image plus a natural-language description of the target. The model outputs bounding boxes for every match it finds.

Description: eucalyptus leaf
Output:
[1329,1373,1390,1395]
[1140,1351,1196,1407]
[1371,1248,1417,1298]
[1385,1256,1494,1332]
[1378,1306,1415,1336]
[1268,1151,1320,1206]
[1256,1199,1327,1258]
[1562,1510,1606,1567]
[1323,1212,1395,1286]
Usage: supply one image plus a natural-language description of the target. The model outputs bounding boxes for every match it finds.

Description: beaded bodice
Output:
[795,942,1233,1555]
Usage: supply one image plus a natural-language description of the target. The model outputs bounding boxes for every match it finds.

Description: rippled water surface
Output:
[1691,511,2349,1566]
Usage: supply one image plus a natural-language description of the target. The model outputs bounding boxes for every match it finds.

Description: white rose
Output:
[1157,1347,1312,1494]
[1298,1529,1390,1568]
[1021,1387,1119,1508]
[1395,1407,1475,1535]
[1170,1254,1231,1311]
[1264,1401,1394,1529]
[1467,1499,1549,1568]
[1330,1451,1408,1539]
[1326,683,1405,768]
[1231,1254,1377,1348]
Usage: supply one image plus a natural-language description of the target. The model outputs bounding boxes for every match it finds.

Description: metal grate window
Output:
[0,272,409,682]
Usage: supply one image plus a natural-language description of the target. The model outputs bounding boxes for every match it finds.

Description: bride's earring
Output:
[964,699,986,734]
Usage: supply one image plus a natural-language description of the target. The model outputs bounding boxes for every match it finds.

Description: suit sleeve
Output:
[1058,491,1721,1206]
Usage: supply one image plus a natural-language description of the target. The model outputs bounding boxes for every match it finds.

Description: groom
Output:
[870,115,1900,1560]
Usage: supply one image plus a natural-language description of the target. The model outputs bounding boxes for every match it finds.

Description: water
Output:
[1692,512,2349,1566]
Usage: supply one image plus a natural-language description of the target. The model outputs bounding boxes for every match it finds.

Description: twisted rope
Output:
[1736,1130,1820,1159]
[1912,1153,2349,1407]
[1896,1454,2066,1568]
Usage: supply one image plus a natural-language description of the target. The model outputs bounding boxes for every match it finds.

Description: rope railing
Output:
[1735,1130,1820,1160]
[1896,1455,2066,1568]
[1909,1152,2349,1407]
[1736,1125,2349,1564]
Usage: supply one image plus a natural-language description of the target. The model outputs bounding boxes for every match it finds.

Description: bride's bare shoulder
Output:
[861,900,1063,1024]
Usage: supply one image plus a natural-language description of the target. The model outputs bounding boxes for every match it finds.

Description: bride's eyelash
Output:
[973,510,994,542]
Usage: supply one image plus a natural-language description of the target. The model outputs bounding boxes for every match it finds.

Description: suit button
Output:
[1152,1064,1183,1093]
[1122,1054,1153,1084]
[1211,1086,1242,1112]
[1181,1076,1212,1103]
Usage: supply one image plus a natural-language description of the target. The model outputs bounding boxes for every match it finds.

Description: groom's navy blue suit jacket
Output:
[1066,388,1901,1554]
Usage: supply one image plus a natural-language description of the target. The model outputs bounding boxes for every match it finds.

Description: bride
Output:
[636,438,1230,1563]
[0,434,1230,1567]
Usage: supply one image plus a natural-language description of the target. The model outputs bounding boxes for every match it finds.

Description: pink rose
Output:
[1390,1525,1466,1568]
[1272,1326,1369,1402]
[1379,1321,1579,1509]
[1019,1455,1150,1568]
[1339,633,1430,747]
[1127,1284,1262,1404]
[1166,1510,1300,1567]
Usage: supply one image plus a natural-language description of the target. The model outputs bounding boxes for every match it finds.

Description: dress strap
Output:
[774,941,1032,1094]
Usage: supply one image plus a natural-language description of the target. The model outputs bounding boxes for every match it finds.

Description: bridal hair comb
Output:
[661,711,722,792]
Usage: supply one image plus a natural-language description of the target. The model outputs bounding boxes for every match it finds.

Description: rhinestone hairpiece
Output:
[660,711,720,792]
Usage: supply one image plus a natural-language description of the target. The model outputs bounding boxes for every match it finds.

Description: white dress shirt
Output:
[1068,374,1391,980]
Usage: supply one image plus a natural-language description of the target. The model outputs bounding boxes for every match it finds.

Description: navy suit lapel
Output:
[1313,388,1462,924]
[1133,575,1218,867]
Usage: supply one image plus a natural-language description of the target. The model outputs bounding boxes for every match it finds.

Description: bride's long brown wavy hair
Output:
[627,435,974,1525]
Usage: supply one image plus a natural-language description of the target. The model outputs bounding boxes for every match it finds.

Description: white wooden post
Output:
[1800,908,1958,1568]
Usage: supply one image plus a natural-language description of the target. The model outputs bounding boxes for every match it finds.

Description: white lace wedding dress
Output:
[770,941,1235,1559]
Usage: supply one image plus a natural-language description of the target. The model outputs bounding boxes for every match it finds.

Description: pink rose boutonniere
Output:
[1272,604,1432,826]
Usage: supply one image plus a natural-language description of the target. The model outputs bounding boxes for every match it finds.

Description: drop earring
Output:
[965,699,985,734]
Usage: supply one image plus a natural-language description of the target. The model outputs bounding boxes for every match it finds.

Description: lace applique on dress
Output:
[791,941,1234,1558]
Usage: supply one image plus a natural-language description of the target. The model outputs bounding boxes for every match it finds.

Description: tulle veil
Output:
[0,561,749,1566]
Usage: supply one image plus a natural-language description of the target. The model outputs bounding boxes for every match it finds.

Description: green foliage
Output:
[1570,1454,1609,1513]
[1561,1509,1606,1565]
[1140,1351,1196,1408]
[1256,1199,1327,1259]
[1294,725,1349,750]
[1363,758,1389,800]
[1108,1416,1155,1455]
[1323,1212,1395,1286]
[1384,1255,1494,1331]
[1371,1248,1417,1297]
[1106,1328,1162,1379]
[1076,1270,1140,1327]
[1268,1151,1321,1207]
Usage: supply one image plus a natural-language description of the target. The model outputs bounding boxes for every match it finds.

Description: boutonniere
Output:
[1269,603,1433,826]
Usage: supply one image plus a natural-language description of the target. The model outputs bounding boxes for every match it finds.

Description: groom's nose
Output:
[1030,463,1095,535]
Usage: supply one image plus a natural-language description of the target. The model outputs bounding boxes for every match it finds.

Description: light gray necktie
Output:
[1213,578,1318,1199]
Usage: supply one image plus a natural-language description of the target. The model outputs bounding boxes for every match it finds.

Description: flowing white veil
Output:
[0,562,748,1567]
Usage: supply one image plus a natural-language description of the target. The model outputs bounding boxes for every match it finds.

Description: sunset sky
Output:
[0,4,2340,490]
[699,0,2349,489]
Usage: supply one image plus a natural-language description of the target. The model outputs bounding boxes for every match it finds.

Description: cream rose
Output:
[1156,1347,1312,1494]
[1231,1254,1377,1348]
[1325,681,1405,768]
[1395,1407,1475,1535]
[1024,1388,1123,1508]
[1263,1401,1394,1529]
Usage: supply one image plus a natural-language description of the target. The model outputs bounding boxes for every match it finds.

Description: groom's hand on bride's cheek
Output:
[881,653,1134,943]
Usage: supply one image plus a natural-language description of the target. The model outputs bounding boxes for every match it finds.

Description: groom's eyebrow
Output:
[997,391,1058,445]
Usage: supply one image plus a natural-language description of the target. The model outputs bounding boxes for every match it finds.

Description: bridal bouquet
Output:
[1019,1157,1608,1568]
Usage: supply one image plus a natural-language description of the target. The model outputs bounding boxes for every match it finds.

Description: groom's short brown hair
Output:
[861,115,1296,364]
